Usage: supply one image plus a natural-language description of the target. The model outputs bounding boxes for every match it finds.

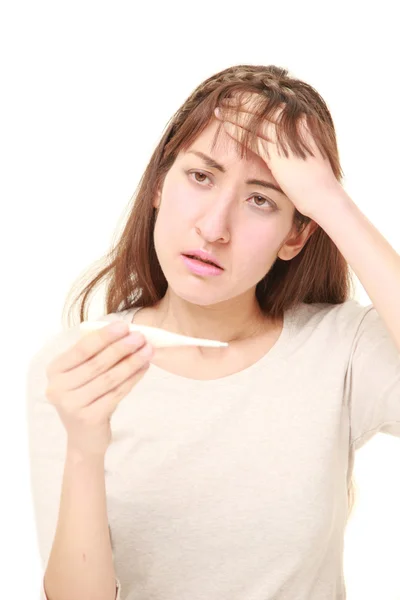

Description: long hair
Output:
[62,64,358,519]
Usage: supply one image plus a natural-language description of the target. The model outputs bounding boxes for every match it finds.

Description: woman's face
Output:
[152,117,302,307]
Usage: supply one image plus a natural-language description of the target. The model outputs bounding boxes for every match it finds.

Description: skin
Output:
[146,116,318,357]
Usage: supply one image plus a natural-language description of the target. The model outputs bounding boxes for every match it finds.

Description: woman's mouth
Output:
[181,254,224,277]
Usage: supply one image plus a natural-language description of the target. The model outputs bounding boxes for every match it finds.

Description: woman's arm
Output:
[43,447,118,600]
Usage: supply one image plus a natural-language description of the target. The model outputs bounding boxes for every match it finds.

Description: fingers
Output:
[58,329,148,392]
[215,105,278,146]
[48,322,132,376]
[217,114,273,164]
[46,327,152,411]
[85,359,151,419]
[72,343,152,408]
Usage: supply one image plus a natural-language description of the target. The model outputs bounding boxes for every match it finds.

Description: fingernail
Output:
[109,321,128,334]
[123,331,144,345]
[139,343,154,358]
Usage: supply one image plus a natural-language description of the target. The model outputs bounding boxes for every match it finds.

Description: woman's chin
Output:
[165,280,227,307]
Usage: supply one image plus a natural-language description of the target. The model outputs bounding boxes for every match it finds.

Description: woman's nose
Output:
[194,199,233,244]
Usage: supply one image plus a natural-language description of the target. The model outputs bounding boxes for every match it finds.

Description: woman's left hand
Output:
[214,94,343,220]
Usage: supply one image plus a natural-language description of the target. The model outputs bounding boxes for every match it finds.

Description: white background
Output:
[1,1,399,598]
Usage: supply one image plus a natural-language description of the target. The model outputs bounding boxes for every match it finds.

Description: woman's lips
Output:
[181,254,224,276]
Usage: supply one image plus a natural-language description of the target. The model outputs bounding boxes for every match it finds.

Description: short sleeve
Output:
[25,325,123,600]
[346,305,400,450]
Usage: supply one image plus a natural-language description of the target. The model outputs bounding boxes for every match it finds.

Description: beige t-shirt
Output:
[26,299,400,600]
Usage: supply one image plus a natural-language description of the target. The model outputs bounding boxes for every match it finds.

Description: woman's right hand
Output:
[45,321,154,458]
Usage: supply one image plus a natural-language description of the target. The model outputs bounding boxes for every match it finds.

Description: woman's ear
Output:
[153,187,162,211]
[277,219,319,261]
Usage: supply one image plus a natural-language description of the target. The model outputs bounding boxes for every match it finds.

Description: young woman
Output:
[27,64,400,600]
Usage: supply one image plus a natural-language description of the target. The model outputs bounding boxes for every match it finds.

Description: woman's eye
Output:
[190,170,210,184]
[248,195,274,209]
[188,170,276,210]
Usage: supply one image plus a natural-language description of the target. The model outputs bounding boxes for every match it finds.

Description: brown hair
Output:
[62,63,357,518]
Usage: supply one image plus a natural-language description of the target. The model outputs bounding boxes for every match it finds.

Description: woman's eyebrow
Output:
[187,150,227,173]
[187,150,286,196]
